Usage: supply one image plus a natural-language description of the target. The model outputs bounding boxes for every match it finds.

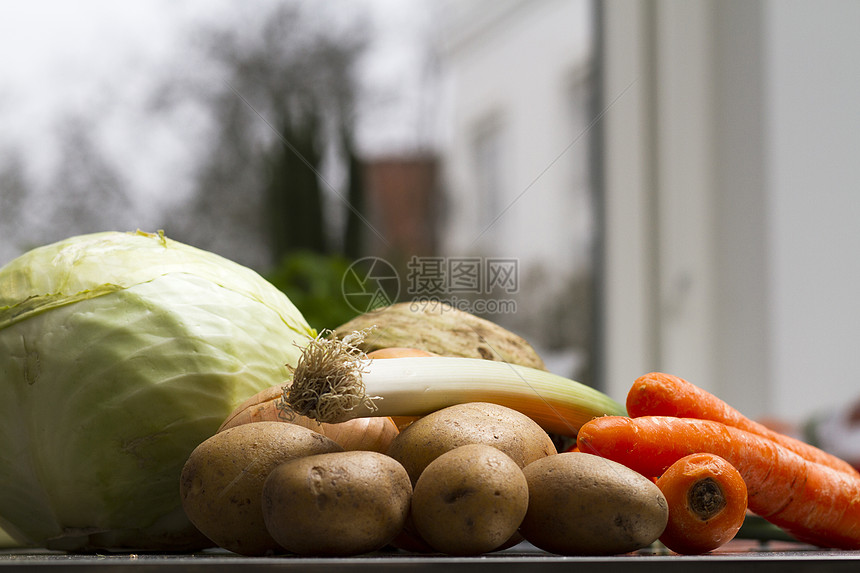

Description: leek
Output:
[285,332,627,437]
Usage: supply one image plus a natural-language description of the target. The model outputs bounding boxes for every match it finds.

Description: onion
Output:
[219,384,399,453]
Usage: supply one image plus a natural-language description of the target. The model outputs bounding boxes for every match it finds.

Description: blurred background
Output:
[1,0,859,455]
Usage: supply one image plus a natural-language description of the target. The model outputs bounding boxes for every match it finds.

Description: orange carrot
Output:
[627,372,858,476]
[577,415,860,549]
[655,453,748,554]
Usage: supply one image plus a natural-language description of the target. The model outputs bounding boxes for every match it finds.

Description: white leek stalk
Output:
[285,332,626,437]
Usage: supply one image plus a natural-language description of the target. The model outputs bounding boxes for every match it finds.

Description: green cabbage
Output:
[0,230,316,551]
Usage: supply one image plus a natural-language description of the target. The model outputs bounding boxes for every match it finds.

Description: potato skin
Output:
[262,451,412,556]
[411,444,529,556]
[179,422,342,556]
[520,452,668,555]
[387,402,556,484]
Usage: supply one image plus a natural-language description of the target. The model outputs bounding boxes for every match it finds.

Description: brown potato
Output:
[262,451,411,556]
[411,444,529,556]
[179,422,342,556]
[386,402,556,484]
[520,452,669,555]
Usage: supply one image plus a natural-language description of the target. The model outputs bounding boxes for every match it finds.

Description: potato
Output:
[386,402,556,484]
[262,451,411,556]
[411,444,529,556]
[179,421,342,556]
[520,452,668,555]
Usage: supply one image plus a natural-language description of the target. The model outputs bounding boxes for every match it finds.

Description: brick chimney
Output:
[363,155,439,261]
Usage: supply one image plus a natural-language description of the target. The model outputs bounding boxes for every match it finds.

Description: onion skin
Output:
[218,385,399,453]
[307,417,399,454]
[219,385,285,431]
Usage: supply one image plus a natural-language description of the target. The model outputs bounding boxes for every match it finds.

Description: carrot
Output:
[577,415,860,549]
[627,372,857,476]
[655,453,748,554]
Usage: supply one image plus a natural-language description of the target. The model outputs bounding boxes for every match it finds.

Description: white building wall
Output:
[437,0,596,370]
[440,0,593,261]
